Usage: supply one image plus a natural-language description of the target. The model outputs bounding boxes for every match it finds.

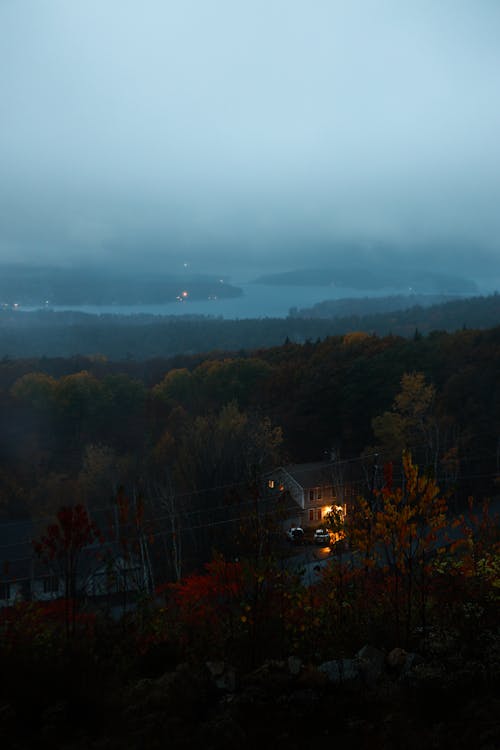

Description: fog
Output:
[1,1,500,283]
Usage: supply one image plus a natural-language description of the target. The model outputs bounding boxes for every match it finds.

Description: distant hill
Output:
[0,264,242,306]
[289,293,466,319]
[252,267,478,294]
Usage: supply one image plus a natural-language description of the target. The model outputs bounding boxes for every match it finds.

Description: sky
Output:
[1,0,500,279]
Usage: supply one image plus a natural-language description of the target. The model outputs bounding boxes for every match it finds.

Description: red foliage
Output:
[169,559,244,630]
[33,504,102,563]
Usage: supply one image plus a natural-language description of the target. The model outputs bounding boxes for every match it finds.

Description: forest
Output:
[1,292,500,359]
[1,323,500,523]
[0,325,499,747]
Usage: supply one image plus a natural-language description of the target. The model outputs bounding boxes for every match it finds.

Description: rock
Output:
[242,660,292,697]
[387,648,422,679]
[287,655,302,676]
[206,660,225,678]
[387,647,408,670]
[402,652,422,673]
[206,661,237,693]
[318,658,361,687]
[296,665,329,690]
[127,662,212,716]
[356,644,385,686]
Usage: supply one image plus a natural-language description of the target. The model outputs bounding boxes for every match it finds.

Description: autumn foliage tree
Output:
[371,372,440,471]
[33,504,102,637]
[346,453,448,643]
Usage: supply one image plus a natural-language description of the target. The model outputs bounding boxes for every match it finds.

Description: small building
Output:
[0,516,147,610]
[0,520,63,606]
[266,461,347,529]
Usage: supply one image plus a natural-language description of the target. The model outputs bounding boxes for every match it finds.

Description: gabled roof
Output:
[282,461,334,490]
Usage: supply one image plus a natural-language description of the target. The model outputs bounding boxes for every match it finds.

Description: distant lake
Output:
[25,283,401,319]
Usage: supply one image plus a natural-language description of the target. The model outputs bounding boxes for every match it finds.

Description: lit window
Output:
[268,479,275,489]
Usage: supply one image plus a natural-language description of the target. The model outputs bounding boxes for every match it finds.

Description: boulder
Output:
[206,661,237,693]
[318,658,361,687]
[296,665,329,690]
[387,648,422,678]
[287,655,302,676]
[387,647,408,670]
[356,644,385,686]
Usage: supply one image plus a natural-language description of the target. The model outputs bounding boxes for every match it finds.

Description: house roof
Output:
[282,461,334,490]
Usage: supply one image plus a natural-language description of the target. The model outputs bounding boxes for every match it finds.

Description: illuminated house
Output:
[267,461,347,529]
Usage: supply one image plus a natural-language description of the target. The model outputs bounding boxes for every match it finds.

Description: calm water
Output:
[28,284,396,319]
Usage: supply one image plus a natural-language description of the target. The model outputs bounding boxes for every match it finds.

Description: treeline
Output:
[1,293,500,359]
[291,292,467,318]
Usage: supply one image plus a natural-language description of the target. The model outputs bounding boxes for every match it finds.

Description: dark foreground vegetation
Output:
[0,292,500,358]
[0,325,499,747]
[1,460,498,749]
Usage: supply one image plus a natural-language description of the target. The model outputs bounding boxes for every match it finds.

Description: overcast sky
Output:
[1,0,500,277]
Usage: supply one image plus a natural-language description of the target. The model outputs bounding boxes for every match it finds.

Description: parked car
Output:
[286,527,305,544]
[313,528,331,546]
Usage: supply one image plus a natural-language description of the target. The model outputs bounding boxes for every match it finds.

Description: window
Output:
[268,479,275,489]
[309,508,322,522]
[309,488,324,503]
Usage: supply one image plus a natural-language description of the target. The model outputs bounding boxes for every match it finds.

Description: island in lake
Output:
[0,264,243,307]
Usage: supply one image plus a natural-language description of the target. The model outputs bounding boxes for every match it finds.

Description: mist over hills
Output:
[0,256,481,310]
[252,267,478,294]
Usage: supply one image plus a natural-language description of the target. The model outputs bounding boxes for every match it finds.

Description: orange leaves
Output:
[376,453,447,559]
[342,453,451,639]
